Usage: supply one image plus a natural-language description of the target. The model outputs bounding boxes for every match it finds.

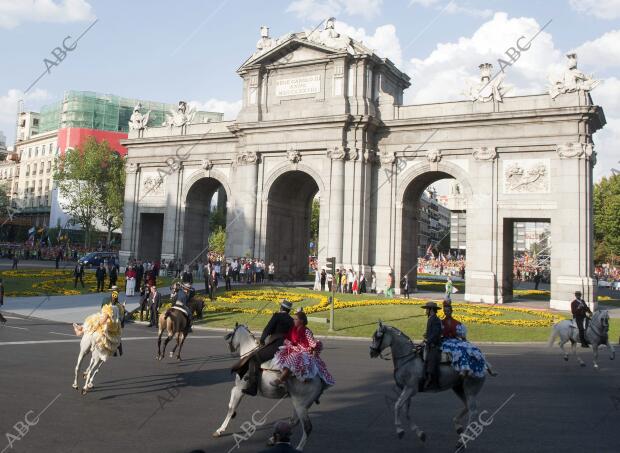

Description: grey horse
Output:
[213,323,328,451]
[548,309,615,368]
[370,322,495,447]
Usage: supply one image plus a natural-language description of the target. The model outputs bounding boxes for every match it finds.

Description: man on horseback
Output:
[167,282,193,333]
[234,300,294,396]
[421,301,442,390]
[571,291,592,348]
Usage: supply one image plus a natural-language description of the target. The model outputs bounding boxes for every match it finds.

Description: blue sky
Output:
[1,0,619,179]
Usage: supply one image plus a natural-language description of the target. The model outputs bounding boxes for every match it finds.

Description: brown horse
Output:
[156,308,189,361]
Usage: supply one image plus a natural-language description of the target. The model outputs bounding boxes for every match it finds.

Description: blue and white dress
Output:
[440,324,487,378]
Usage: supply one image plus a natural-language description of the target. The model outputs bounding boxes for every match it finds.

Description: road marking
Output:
[2,325,28,330]
[49,331,75,336]
[0,335,221,346]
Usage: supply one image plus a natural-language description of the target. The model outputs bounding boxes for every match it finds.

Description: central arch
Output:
[265,170,320,280]
[395,161,474,292]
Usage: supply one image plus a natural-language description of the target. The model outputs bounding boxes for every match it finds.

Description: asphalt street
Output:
[0,315,619,453]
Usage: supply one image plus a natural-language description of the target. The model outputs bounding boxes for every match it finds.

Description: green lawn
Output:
[185,286,615,342]
[1,267,174,297]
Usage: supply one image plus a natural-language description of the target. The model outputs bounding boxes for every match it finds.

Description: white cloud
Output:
[405,12,561,103]
[287,0,382,21]
[189,99,242,121]
[569,0,620,19]
[574,29,620,70]
[409,0,440,6]
[0,0,94,29]
[335,21,403,66]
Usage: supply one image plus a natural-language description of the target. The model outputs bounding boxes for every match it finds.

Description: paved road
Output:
[0,314,618,453]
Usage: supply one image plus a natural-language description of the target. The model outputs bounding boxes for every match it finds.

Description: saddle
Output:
[169,305,191,320]
[422,348,451,364]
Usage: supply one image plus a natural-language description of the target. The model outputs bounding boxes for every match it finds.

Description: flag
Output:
[27,226,35,236]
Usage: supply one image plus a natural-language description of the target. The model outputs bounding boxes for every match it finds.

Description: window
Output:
[39,163,43,174]
[26,165,30,176]
[32,118,39,126]
[35,147,39,157]
[46,161,51,173]
[33,163,37,175]
[42,144,46,154]
[55,146,60,156]
[49,143,54,155]
[28,148,32,158]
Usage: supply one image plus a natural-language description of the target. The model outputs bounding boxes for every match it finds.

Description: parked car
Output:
[612,281,620,291]
[597,279,612,288]
[78,252,118,268]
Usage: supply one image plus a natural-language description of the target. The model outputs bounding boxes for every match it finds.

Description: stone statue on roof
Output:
[548,53,600,99]
[129,103,150,131]
[306,17,355,53]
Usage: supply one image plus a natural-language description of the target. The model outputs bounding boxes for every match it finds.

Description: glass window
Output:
[28,148,32,158]
[33,164,37,174]
[47,161,51,173]
[50,144,54,155]
[35,147,39,157]
[42,144,46,154]
[26,165,30,176]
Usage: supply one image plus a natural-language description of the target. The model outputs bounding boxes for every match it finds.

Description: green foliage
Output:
[208,226,226,256]
[594,174,620,263]
[209,207,227,232]
[310,197,320,252]
[53,137,125,246]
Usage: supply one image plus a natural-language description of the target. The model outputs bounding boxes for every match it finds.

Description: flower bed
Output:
[189,289,564,328]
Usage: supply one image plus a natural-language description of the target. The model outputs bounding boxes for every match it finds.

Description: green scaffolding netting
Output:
[38,91,223,133]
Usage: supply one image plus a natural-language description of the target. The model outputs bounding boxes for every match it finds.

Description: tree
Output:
[97,151,125,246]
[593,174,620,263]
[54,137,124,247]
[208,226,226,256]
[310,197,320,254]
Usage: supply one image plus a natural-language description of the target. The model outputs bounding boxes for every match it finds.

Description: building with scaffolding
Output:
[6,91,223,230]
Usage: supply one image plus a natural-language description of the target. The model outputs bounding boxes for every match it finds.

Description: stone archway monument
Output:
[120,19,605,310]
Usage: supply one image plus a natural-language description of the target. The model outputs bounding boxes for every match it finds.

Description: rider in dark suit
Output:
[422,301,442,390]
[235,300,294,396]
[571,291,592,347]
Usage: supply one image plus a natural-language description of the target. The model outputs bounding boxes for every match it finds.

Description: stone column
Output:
[227,150,259,258]
[327,146,346,267]
[464,151,498,304]
[550,144,596,310]
[160,165,183,262]
[119,162,139,267]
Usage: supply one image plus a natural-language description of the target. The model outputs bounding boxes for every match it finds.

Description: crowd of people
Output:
[417,256,466,279]
[312,266,376,294]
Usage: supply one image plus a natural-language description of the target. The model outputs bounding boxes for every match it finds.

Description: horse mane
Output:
[386,325,414,344]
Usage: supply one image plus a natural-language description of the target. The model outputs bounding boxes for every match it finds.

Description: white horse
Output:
[72,305,122,395]
[548,309,615,368]
[213,323,327,451]
[370,322,495,449]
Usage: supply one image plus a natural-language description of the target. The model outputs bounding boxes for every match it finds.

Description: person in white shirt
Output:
[268,262,275,281]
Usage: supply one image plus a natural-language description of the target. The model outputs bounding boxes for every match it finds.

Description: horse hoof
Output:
[267,436,275,446]
[231,412,236,419]
[594,364,599,369]
[212,431,222,438]
[72,383,78,389]
[169,352,173,358]
[81,389,87,396]
[397,429,405,439]
[563,356,569,362]
[418,431,426,442]
[455,426,464,435]
[580,362,586,367]
[87,383,93,389]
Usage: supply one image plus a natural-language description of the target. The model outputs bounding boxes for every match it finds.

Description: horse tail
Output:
[547,324,559,347]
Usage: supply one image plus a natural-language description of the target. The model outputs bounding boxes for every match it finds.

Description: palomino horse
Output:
[213,323,326,451]
[370,322,494,447]
[548,309,615,368]
[72,304,123,395]
[156,307,189,360]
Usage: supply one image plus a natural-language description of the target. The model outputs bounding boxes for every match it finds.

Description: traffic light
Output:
[327,257,336,275]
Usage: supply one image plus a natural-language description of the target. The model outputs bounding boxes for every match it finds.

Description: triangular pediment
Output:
[238,36,344,72]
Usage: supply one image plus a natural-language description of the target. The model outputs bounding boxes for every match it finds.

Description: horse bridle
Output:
[225,324,260,357]
[371,326,420,362]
